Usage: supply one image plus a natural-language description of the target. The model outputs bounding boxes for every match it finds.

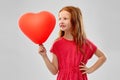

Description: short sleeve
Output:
[50,41,57,55]
[86,39,97,59]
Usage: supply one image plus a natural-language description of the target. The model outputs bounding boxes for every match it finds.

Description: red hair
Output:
[58,6,87,52]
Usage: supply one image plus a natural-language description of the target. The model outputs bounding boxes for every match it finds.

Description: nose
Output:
[59,19,64,25]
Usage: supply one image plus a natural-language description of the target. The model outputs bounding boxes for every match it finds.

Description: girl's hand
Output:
[79,62,93,74]
[38,44,47,57]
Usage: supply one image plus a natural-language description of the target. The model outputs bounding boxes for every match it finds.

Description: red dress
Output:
[50,37,97,80]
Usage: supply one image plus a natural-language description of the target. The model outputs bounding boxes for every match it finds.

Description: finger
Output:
[39,44,43,46]
[80,67,87,71]
[39,49,44,53]
[39,47,45,53]
[39,45,45,50]
[82,71,87,74]
[80,68,88,74]
[79,65,84,68]
[81,62,85,65]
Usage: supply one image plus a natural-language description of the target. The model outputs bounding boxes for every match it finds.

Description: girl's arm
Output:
[38,45,58,75]
[80,49,107,74]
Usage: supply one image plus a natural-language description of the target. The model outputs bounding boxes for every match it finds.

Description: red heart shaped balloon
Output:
[18,11,56,44]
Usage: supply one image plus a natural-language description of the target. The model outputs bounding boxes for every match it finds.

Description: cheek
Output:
[68,22,72,28]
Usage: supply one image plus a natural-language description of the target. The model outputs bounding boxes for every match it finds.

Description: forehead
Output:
[58,10,71,17]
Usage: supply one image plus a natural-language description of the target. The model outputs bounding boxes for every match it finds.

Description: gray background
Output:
[0,0,120,80]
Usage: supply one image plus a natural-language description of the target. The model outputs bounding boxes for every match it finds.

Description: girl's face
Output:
[58,10,72,32]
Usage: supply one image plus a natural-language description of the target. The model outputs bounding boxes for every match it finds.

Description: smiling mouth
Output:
[60,25,65,28]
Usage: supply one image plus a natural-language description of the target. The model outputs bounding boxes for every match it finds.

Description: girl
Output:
[38,6,106,80]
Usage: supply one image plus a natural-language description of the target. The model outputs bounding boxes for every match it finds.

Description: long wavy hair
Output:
[58,6,87,53]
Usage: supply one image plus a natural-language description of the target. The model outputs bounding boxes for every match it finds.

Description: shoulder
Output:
[85,39,96,46]
[86,38,97,51]
[52,37,64,45]
[83,38,97,51]
[50,37,64,54]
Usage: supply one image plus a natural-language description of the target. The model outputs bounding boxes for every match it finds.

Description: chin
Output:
[60,27,67,31]
[60,29,66,31]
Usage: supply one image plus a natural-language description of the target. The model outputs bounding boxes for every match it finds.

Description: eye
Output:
[64,17,67,20]
[58,17,61,21]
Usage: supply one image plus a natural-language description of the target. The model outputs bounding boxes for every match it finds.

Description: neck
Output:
[63,31,73,40]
